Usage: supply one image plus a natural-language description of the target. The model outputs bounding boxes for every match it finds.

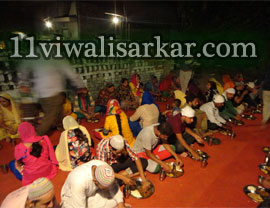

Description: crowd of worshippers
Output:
[1,68,269,208]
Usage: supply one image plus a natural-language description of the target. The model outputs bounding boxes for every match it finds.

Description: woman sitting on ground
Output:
[94,99,135,147]
[55,116,93,171]
[73,88,99,122]
[129,73,144,105]
[95,83,116,114]
[61,92,77,120]
[10,122,58,185]
[129,92,160,136]
[115,78,137,109]
[0,93,21,143]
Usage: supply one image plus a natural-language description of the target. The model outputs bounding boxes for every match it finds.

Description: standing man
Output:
[61,160,125,208]
[17,58,85,136]
[257,68,270,129]
[179,65,193,93]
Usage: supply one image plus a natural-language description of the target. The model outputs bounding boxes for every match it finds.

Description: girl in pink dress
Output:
[13,122,58,185]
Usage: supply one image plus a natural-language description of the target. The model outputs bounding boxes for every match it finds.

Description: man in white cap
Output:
[167,105,202,160]
[61,160,125,208]
[96,135,150,189]
[200,94,231,130]
[1,177,59,208]
[220,88,242,121]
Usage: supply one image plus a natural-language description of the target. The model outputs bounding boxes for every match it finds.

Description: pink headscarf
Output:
[18,122,42,143]
[15,122,58,169]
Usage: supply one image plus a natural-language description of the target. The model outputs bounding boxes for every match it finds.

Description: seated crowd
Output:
[0,70,268,208]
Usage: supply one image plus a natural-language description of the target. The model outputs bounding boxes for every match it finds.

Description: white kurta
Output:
[61,160,123,208]
[200,102,226,127]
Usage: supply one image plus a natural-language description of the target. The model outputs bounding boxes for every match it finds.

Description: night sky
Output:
[1,1,270,35]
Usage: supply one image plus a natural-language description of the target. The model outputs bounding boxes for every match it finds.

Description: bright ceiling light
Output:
[45,20,52,28]
[112,16,120,25]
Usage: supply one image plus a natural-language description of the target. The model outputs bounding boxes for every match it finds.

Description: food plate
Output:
[188,150,209,160]
[166,162,184,178]
[259,164,270,175]
[124,178,155,199]
[262,147,270,153]
[243,185,270,203]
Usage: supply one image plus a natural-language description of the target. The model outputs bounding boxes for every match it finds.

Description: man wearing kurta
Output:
[129,92,160,136]
[61,160,125,208]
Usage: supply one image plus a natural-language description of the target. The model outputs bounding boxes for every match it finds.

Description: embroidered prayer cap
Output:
[94,164,115,188]
[28,177,54,201]
[213,94,225,103]
[110,135,125,150]
[181,105,195,118]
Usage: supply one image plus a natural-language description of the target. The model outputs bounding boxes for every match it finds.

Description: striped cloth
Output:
[96,137,138,165]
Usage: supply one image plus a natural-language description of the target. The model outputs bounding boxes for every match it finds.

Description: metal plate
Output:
[188,149,209,160]
[166,162,184,178]
[125,178,155,199]
[259,164,270,175]
[262,147,270,153]
[243,185,270,203]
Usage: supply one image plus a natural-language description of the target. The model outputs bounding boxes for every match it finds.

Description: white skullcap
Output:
[225,88,235,94]
[247,82,255,89]
[181,105,195,117]
[213,94,225,103]
[110,135,124,150]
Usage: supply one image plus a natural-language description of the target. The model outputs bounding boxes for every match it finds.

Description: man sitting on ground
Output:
[220,88,242,121]
[167,105,202,160]
[200,94,231,131]
[131,122,183,173]
[184,94,209,137]
[1,177,59,208]
[61,160,126,208]
[96,135,150,189]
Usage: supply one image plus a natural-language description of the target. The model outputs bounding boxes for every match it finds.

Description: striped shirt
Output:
[96,137,138,165]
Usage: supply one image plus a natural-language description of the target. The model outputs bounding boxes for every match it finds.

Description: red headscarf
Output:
[130,74,141,96]
[159,72,173,91]
[106,99,122,116]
